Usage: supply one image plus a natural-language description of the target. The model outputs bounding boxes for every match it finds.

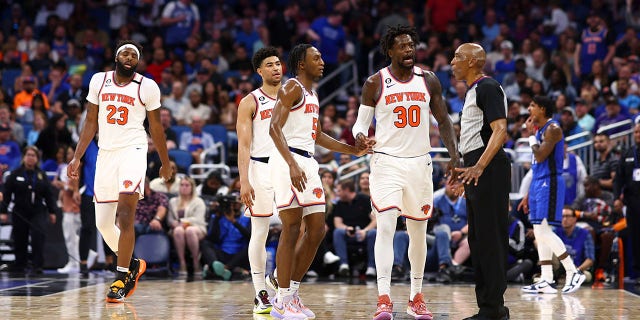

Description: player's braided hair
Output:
[380,25,419,59]
[252,46,280,72]
[288,43,313,76]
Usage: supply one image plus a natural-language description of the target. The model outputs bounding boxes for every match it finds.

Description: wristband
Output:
[154,216,162,222]
[528,135,539,147]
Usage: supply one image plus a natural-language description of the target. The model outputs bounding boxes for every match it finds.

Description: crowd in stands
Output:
[0,0,638,286]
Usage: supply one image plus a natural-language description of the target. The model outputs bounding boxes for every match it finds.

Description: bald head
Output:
[458,43,486,69]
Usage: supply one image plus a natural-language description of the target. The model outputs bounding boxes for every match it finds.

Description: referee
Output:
[614,123,640,286]
[451,43,510,320]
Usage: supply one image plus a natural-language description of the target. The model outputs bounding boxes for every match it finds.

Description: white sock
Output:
[407,219,428,301]
[560,256,578,274]
[290,280,300,293]
[541,265,553,282]
[249,217,270,294]
[95,202,119,252]
[374,211,398,296]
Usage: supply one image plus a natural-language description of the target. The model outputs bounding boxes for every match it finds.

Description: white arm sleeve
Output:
[352,104,375,139]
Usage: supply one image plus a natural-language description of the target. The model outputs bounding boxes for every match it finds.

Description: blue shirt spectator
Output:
[0,124,22,171]
[160,0,200,48]
[308,12,346,65]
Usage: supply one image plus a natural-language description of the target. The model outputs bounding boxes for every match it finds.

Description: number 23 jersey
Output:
[86,71,162,150]
[374,66,431,157]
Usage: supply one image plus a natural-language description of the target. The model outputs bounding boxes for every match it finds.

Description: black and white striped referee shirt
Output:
[459,76,508,155]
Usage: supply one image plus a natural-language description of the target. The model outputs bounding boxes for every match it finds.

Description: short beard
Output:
[115,60,138,78]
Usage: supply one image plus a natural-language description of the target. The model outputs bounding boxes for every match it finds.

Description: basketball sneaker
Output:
[265,273,278,298]
[123,258,147,298]
[521,279,557,294]
[270,296,307,319]
[407,293,433,319]
[373,294,393,320]
[253,290,273,314]
[106,279,126,303]
[562,271,586,294]
[293,292,315,319]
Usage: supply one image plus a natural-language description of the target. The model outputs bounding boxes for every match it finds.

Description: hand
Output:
[525,228,535,239]
[517,194,530,214]
[288,161,307,192]
[355,229,366,242]
[181,221,190,229]
[525,116,536,135]
[455,164,485,186]
[355,133,376,156]
[346,226,355,237]
[49,213,56,224]
[451,181,465,197]
[67,158,81,180]
[446,157,462,182]
[0,213,7,224]
[73,191,81,204]
[149,219,162,231]
[159,164,173,182]
[240,181,255,207]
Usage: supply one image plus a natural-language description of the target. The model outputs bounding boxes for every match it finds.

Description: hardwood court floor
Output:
[0,273,639,319]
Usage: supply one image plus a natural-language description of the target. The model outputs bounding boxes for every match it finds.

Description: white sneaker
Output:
[365,267,376,277]
[293,293,316,319]
[270,296,307,319]
[265,273,278,298]
[323,251,340,265]
[521,279,557,294]
[338,263,350,277]
[57,261,80,274]
[87,250,98,269]
[306,270,319,278]
[562,271,586,294]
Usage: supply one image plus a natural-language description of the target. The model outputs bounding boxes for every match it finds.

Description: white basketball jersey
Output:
[250,88,276,158]
[374,66,431,157]
[281,79,319,154]
[86,71,162,150]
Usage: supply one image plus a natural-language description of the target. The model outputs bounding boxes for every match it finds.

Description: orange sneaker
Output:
[373,294,393,320]
[124,258,147,298]
[406,293,433,319]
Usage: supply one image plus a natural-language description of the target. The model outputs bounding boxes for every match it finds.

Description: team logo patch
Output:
[313,188,323,199]
[259,96,265,101]
[123,180,133,189]
[385,78,392,84]
[421,204,431,216]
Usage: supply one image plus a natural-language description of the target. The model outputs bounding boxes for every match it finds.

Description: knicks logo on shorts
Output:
[313,188,323,199]
[421,204,431,216]
[123,180,133,189]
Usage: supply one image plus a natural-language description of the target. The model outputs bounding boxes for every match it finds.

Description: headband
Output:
[116,44,140,59]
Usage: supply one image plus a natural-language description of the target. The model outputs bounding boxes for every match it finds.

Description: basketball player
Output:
[268,43,369,319]
[518,96,586,294]
[68,40,172,303]
[237,47,282,315]
[452,42,510,320]
[353,25,459,320]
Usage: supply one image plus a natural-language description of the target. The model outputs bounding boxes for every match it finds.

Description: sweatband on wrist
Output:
[352,104,375,139]
[528,135,539,147]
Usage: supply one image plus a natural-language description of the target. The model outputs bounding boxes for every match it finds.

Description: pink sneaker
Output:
[373,294,393,320]
[406,293,433,319]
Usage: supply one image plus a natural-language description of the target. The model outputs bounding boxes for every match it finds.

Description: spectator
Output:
[563,143,588,206]
[574,98,596,132]
[35,112,73,164]
[423,0,464,33]
[0,123,22,172]
[590,133,619,191]
[57,74,86,107]
[448,82,467,115]
[266,3,299,54]
[53,145,81,274]
[307,11,346,99]
[505,214,533,282]
[50,25,73,62]
[178,115,216,166]
[526,48,548,82]
[13,76,50,119]
[196,170,229,199]
[0,104,25,146]
[147,48,172,83]
[167,176,207,275]
[428,180,470,283]
[159,107,178,149]
[163,81,189,117]
[560,107,589,147]
[176,89,212,125]
[160,0,201,51]
[149,161,180,195]
[554,206,595,283]
[358,171,370,196]
[135,177,169,236]
[614,78,640,114]
[201,191,251,280]
[494,40,516,84]
[18,26,38,59]
[574,11,615,81]
[333,180,377,278]
[593,96,630,136]
[27,111,47,146]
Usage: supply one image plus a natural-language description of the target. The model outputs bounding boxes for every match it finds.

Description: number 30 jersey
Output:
[86,71,162,150]
[374,66,432,157]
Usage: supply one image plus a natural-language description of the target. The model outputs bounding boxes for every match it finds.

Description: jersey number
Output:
[311,117,318,140]
[393,105,421,128]
[106,105,129,125]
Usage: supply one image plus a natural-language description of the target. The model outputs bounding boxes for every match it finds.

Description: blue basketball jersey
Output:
[532,120,564,180]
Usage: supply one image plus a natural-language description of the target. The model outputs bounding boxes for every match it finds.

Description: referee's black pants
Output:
[79,194,97,261]
[624,198,640,276]
[463,148,510,319]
